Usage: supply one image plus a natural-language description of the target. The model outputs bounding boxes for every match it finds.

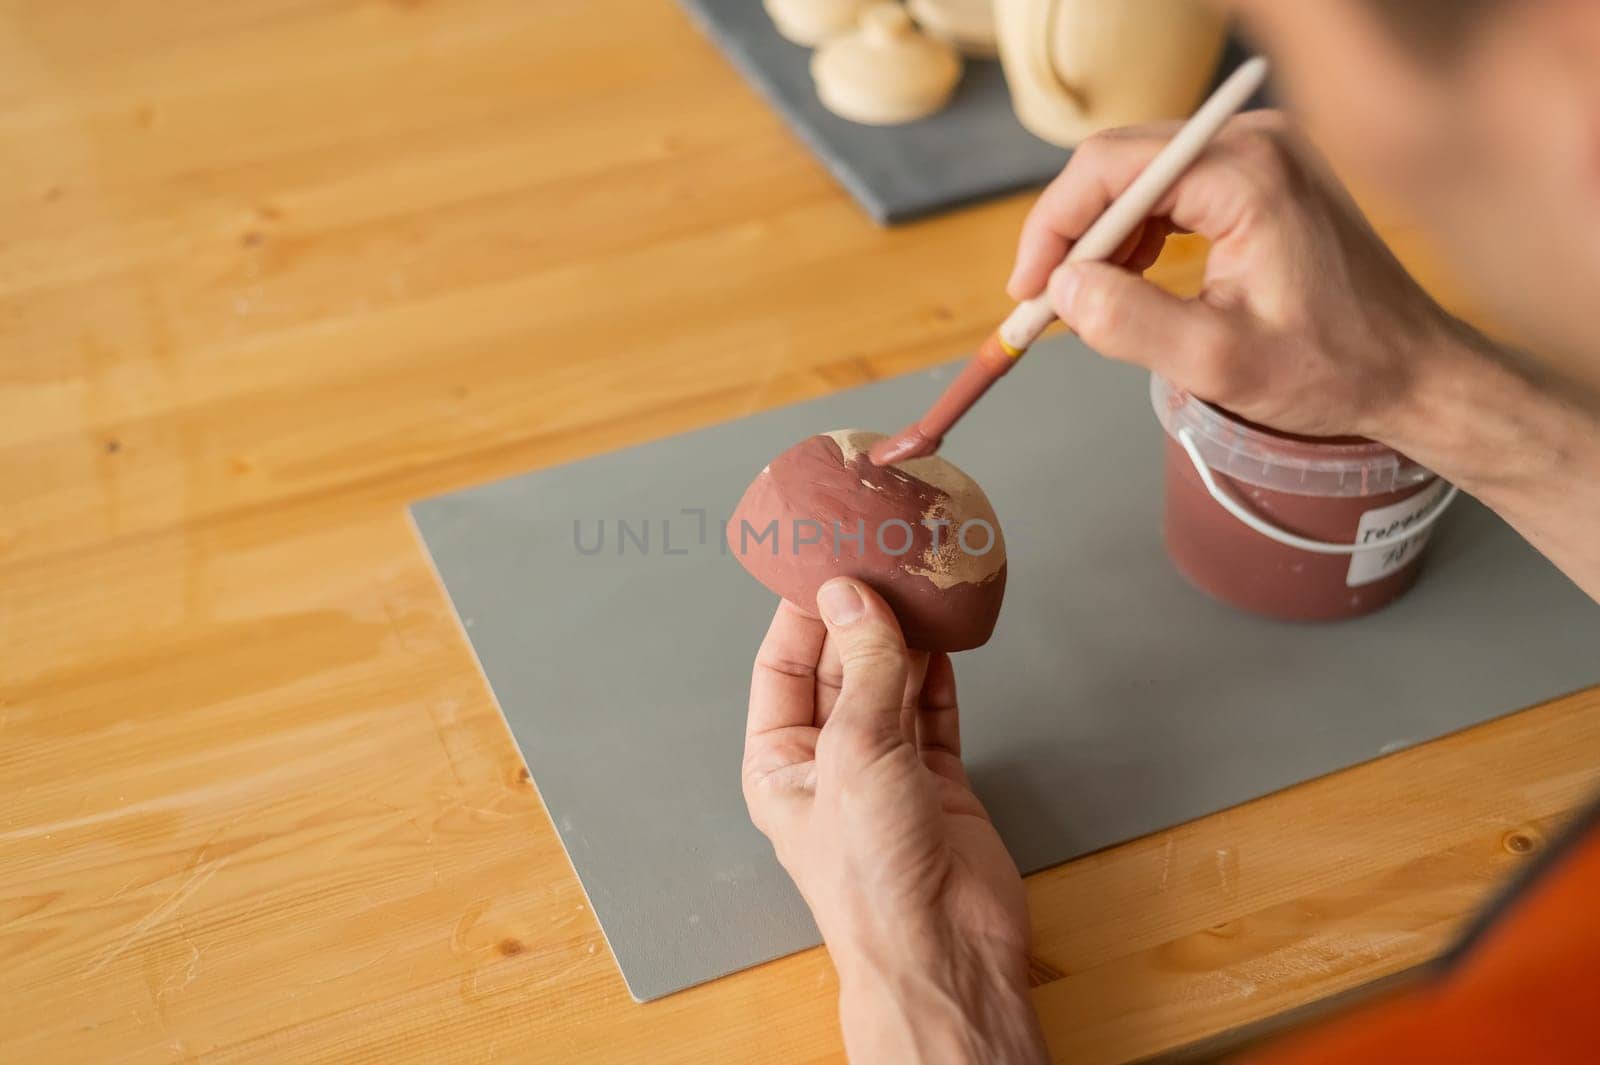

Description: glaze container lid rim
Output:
[1149,374,1437,497]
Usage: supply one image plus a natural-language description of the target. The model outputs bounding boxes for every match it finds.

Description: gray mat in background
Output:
[676,0,1269,223]
[411,338,1600,1002]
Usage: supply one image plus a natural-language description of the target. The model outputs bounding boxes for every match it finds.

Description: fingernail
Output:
[817,579,864,626]
[1048,265,1082,313]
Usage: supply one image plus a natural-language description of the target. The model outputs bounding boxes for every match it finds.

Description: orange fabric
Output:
[1250,820,1600,1064]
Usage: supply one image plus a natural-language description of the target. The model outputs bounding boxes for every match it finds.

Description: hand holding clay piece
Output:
[811,3,963,125]
[731,430,1006,652]
[764,0,873,46]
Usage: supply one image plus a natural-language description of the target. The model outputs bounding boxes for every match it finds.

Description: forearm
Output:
[1391,318,1600,602]
[834,936,1049,1065]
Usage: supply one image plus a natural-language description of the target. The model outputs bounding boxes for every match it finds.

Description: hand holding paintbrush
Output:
[729,58,1272,653]
[869,56,1270,466]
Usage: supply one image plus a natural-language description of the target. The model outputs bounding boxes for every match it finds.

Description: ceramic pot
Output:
[994,0,1227,146]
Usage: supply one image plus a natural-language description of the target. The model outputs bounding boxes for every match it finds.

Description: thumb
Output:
[815,578,909,764]
[1049,262,1224,376]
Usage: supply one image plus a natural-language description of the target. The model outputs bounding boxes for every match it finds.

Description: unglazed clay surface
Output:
[994,0,1226,146]
[811,3,962,125]
[731,430,1006,651]
[763,0,871,46]
[908,0,997,56]
[680,0,1078,222]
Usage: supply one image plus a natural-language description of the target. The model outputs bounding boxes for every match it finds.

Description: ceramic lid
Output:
[811,3,962,125]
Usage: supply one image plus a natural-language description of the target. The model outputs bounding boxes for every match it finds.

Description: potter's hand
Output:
[1010,109,1600,603]
[743,578,1048,1065]
[1009,109,1458,441]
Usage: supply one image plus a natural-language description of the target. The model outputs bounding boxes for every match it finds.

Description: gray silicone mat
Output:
[411,338,1600,1002]
[676,0,1268,222]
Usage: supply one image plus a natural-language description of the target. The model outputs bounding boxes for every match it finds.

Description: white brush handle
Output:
[998,56,1269,352]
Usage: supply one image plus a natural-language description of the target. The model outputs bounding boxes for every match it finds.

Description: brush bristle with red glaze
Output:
[868,332,1019,465]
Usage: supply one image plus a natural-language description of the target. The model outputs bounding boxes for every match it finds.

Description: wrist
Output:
[1380,314,1570,494]
[833,932,1047,1065]
[1380,312,1600,601]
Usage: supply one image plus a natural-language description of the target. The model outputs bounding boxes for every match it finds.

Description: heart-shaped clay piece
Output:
[730,429,1006,652]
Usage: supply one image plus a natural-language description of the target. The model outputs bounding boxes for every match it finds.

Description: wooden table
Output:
[3,2,1596,1061]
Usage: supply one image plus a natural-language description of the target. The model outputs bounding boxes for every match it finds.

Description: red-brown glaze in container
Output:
[1162,437,1436,620]
[1152,376,1446,622]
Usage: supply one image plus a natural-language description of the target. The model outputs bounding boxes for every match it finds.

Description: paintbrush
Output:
[869,56,1270,467]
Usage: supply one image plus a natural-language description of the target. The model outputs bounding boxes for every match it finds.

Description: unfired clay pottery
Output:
[764,0,873,47]
[730,430,1007,652]
[811,3,963,126]
[908,0,998,57]
[994,0,1226,147]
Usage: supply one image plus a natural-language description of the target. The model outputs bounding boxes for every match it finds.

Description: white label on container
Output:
[1346,479,1447,587]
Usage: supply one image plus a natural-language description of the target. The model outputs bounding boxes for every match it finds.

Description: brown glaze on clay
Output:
[1162,436,1433,621]
[732,430,1006,651]
[870,333,1017,465]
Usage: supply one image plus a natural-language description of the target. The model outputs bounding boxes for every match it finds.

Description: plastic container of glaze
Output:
[1150,375,1458,621]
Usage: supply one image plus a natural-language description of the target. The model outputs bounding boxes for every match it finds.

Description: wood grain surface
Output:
[2,2,1595,1063]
